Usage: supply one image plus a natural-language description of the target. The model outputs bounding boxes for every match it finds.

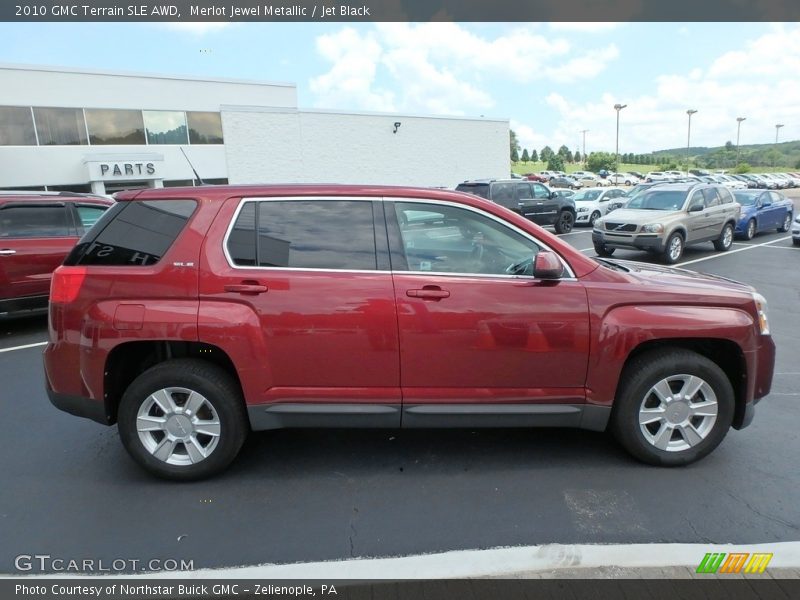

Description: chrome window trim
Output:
[222,195,576,280]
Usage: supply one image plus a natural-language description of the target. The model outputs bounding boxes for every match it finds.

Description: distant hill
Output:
[647,140,800,169]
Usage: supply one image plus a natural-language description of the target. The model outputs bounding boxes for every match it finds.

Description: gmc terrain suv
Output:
[44,185,775,480]
[593,183,741,264]
[456,179,576,233]
[1,192,113,316]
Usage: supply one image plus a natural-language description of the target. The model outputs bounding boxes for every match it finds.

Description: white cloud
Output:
[309,23,619,114]
[522,25,800,153]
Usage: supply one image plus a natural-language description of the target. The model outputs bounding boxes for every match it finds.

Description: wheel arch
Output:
[103,341,243,425]
[614,338,749,430]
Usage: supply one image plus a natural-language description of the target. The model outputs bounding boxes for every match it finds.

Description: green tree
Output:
[547,154,565,172]
[734,162,751,174]
[557,145,570,158]
[764,149,782,167]
[510,129,520,162]
[573,150,581,163]
[521,148,530,163]
[540,146,554,162]
[586,151,617,173]
[530,149,539,163]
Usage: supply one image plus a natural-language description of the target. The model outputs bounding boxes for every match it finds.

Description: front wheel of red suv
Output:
[610,349,734,466]
[118,359,248,481]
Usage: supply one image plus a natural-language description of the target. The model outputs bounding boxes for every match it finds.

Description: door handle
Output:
[0,249,17,256]
[406,286,450,300]
[224,282,268,295]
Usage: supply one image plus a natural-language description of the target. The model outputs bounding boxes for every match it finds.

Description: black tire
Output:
[778,212,792,233]
[793,238,800,247]
[554,210,574,234]
[118,359,248,481]
[662,232,684,264]
[594,243,615,257]
[744,219,756,240]
[589,210,601,227]
[610,348,734,466]
[713,223,734,252]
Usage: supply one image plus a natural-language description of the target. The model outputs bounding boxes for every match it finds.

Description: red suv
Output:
[43,185,775,480]
[1,192,113,316]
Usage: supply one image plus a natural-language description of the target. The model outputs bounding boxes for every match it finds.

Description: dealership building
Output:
[0,64,509,195]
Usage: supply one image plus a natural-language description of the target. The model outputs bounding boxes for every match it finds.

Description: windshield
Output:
[573,190,601,201]
[626,189,687,211]
[733,192,758,206]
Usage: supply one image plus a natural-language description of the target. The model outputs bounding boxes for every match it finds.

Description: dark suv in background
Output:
[456,179,576,233]
[1,192,113,316]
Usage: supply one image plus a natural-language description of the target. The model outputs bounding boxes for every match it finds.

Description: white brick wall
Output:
[222,108,509,189]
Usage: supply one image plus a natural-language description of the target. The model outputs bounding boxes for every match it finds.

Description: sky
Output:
[1,21,798,155]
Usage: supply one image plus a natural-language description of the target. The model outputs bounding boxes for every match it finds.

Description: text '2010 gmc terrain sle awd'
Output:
[44,185,775,480]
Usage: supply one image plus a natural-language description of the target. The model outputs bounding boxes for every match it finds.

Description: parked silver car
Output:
[592,183,741,264]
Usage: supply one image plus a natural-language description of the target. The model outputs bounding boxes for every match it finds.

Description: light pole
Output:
[686,109,697,175]
[775,123,784,144]
[580,129,589,165]
[614,104,627,175]
[735,117,746,166]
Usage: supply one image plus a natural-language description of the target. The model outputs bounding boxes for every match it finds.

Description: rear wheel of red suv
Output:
[610,349,734,466]
[118,359,248,481]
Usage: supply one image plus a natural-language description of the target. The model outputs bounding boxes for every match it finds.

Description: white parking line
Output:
[0,341,47,354]
[677,236,791,267]
[558,230,593,237]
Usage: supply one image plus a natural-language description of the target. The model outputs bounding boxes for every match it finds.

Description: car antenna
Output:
[180,147,206,186]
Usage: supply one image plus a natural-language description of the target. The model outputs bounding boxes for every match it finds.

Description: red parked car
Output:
[44,185,775,480]
[1,192,113,316]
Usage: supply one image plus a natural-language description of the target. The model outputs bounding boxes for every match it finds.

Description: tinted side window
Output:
[769,192,782,204]
[0,205,70,238]
[254,201,376,270]
[491,182,515,208]
[227,202,257,266]
[516,183,532,200]
[702,188,721,207]
[66,200,196,266]
[718,187,735,204]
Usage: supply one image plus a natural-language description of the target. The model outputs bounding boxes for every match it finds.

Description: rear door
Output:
[515,182,556,225]
[202,197,401,423]
[0,202,77,304]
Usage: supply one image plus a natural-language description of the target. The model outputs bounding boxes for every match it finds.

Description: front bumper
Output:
[592,229,665,252]
[736,334,777,430]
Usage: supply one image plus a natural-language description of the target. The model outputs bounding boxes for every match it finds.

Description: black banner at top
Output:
[2,0,800,22]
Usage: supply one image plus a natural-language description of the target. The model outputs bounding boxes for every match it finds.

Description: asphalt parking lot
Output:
[1,194,798,575]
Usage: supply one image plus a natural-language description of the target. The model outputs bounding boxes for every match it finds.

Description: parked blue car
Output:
[733,190,794,240]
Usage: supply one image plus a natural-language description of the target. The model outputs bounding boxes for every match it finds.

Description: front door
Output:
[387,199,590,421]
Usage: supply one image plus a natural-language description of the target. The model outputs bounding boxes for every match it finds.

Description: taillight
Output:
[50,266,87,304]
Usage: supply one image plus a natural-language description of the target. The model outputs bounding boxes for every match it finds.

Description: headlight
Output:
[795,215,800,224]
[577,207,589,213]
[641,223,664,233]
[752,292,770,335]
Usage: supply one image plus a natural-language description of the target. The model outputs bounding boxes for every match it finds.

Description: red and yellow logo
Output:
[696,552,773,574]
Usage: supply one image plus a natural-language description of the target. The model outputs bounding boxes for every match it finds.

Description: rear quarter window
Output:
[65,199,197,266]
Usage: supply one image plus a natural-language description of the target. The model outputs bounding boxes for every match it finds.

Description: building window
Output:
[187,112,224,144]
[143,111,189,145]
[33,107,88,145]
[85,109,146,145]
[46,184,93,193]
[0,106,37,146]
[164,179,196,187]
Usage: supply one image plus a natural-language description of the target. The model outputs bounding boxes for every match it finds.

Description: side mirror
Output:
[688,203,704,212]
[550,191,557,199]
[761,201,771,208]
[533,251,564,280]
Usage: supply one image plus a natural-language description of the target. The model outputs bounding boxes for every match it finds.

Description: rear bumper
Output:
[46,388,109,425]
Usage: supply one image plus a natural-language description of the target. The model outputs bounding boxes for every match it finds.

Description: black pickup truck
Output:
[456,179,576,234]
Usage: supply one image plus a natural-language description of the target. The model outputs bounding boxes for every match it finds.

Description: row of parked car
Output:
[457,177,797,263]
[514,169,800,191]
